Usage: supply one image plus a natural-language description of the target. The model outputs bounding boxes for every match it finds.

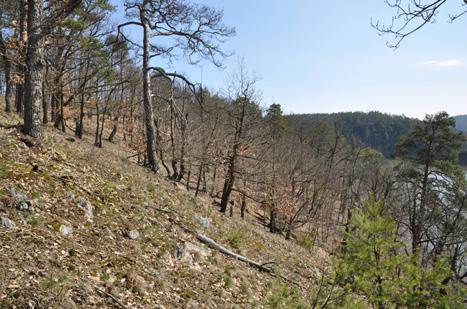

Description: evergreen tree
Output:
[334,195,464,308]
[396,112,466,268]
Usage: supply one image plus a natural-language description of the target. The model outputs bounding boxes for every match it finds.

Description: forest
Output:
[0,0,466,308]
[286,112,420,158]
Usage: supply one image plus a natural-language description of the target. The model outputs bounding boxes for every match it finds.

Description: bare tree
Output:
[219,67,261,213]
[374,0,467,48]
[118,0,234,172]
[0,4,15,113]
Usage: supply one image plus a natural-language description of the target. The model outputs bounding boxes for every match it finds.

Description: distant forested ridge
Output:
[454,115,467,165]
[286,111,420,158]
[454,115,467,133]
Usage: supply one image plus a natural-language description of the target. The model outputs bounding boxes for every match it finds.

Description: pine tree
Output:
[334,195,464,308]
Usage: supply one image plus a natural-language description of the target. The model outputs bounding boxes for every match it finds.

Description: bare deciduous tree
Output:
[119,0,234,172]
[374,0,467,48]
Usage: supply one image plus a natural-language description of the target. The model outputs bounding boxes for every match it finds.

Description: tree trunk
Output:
[42,74,48,123]
[176,112,188,182]
[15,0,27,115]
[269,209,277,233]
[94,101,101,147]
[51,92,60,126]
[16,84,24,114]
[58,91,65,132]
[2,55,11,113]
[141,5,159,172]
[169,99,178,180]
[76,91,86,138]
[108,123,117,142]
[210,166,217,197]
[186,164,191,191]
[195,163,203,197]
[23,0,45,141]
[154,118,171,176]
[241,190,247,219]
[220,154,236,213]
[0,29,12,113]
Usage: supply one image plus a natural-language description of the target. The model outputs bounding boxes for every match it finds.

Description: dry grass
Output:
[0,110,330,308]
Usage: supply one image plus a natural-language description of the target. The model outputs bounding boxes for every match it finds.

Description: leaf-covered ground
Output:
[0,110,330,308]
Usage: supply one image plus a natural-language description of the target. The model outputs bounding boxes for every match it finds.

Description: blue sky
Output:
[111,0,467,119]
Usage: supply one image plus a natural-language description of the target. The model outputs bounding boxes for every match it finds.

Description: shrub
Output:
[227,229,245,250]
[334,195,464,308]
[295,232,314,252]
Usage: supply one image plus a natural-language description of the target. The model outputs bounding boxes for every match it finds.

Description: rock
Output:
[194,215,211,229]
[126,273,147,295]
[176,241,210,265]
[127,230,140,240]
[59,224,73,236]
[186,300,200,308]
[7,188,30,212]
[184,242,210,259]
[16,201,30,212]
[75,196,93,222]
[66,191,75,200]
[1,217,16,229]
[179,250,194,266]
[9,188,28,203]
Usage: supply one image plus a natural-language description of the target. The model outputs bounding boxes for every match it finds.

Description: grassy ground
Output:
[0,110,330,308]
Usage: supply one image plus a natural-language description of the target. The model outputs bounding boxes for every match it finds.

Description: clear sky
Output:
[111,0,467,119]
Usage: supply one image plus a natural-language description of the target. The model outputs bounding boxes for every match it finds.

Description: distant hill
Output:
[454,115,467,165]
[454,115,467,133]
[286,112,420,158]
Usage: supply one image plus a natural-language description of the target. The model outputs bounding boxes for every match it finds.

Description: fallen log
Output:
[182,224,274,273]
[160,212,302,288]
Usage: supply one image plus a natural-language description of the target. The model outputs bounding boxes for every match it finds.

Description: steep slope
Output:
[286,112,419,158]
[0,111,329,308]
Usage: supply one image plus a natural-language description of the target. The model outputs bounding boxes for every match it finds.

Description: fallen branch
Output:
[153,207,302,287]
[160,212,302,288]
[182,224,274,272]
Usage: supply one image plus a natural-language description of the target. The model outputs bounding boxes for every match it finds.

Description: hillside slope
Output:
[0,111,329,308]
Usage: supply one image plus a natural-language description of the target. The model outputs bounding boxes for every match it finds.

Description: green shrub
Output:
[334,195,464,308]
[296,232,314,252]
[266,281,306,309]
[27,216,41,227]
[227,229,245,250]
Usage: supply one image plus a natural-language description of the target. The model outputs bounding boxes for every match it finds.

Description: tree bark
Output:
[269,208,278,233]
[108,123,117,142]
[241,181,247,219]
[220,156,235,213]
[23,0,45,141]
[0,27,12,113]
[42,65,48,123]
[15,0,27,115]
[141,4,159,172]
[1,49,11,113]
